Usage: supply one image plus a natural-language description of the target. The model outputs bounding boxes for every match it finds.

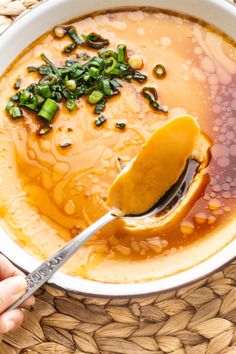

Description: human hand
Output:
[0,254,35,341]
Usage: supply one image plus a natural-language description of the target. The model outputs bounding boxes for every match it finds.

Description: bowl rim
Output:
[0,0,236,297]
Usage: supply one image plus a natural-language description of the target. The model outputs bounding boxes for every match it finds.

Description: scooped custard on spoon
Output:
[108,115,206,216]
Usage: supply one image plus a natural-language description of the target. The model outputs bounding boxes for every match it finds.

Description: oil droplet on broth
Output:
[208,198,222,211]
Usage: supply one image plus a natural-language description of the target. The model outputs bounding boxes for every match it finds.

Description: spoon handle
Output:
[7,211,117,311]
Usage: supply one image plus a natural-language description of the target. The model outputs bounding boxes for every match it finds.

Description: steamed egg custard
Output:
[0,10,236,283]
[108,115,204,216]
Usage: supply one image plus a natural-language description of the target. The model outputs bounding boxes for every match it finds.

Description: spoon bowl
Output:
[123,159,199,219]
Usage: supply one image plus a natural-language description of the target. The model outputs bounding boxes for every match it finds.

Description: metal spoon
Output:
[8,158,198,311]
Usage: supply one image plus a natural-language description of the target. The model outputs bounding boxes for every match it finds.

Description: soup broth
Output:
[0,9,236,283]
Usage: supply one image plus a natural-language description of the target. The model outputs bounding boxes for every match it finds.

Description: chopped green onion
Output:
[54,26,66,38]
[83,73,90,81]
[5,101,14,112]
[72,69,85,79]
[10,107,23,119]
[11,94,19,102]
[133,71,147,83]
[38,85,52,98]
[37,124,52,135]
[117,44,126,62]
[14,77,22,90]
[40,74,57,86]
[109,68,121,76]
[36,95,45,105]
[19,90,31,105]
[142,87,158,101]
[38,98,59,121]
[95,115,106,127]
[153,64,166,78]
[63,27,84,54]
[41,53,54,66]
[101,79,111,96]
[116,122,126,129]
[110,79,122,88]
[23,96,39,111]
[77,52,91,60]
[38,65,52,76]
[66,26,83,45]
[94,98,106,114]
[83,32,109,49]
[66,99,77,111]
[88,90,104,104]
[52,91,62,101]
[88,66,100,79]
[7,37,154,132]
[88,57,105,69]
[142,87,168,113]
[105,57,117,73]
[65,79,77,91]
[27,66,38,72]
[63,42,77,54]
[41,53,60,76]
[156,104,168,113]
[99,50,117,60]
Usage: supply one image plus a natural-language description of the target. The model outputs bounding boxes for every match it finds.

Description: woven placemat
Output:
[0,1,236,353]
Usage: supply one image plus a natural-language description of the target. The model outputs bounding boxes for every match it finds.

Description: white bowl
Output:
[0,0,235,297]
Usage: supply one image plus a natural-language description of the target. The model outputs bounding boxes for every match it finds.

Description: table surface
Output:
[0,1,236,353]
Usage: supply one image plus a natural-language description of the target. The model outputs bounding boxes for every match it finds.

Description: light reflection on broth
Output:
[0,9,236,282]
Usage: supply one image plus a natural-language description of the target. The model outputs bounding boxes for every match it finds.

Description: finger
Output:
[0,309,24,334]
[0,275,27,313]
[0,255,35,309]
[0,254,23,280]
[23,295,35,307]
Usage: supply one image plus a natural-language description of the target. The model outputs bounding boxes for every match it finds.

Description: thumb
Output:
[0,275,27,313]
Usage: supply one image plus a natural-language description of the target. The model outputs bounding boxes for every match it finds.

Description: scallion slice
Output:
[38,98,59,121]
[37,124,52,135]
[19,90,31,105]
[99,49,117,60]
[153,64,166,78]
[88,90,104,104]
[105,57,117,73]
[88,66,100,79]
[133,71,147,83]
[66,99,77,111]
[66,26,83,45]
[5,101,14,112]
[117,44,126,62]
[116,122,126,129]
[94,98,106,115]
[14,77,22,90]
[40,74,57,86]
[142,87,158,102]
[101,79,111,96]
[65,79,77,91]
[10,107,23,119]
[38,85,52,98]
[95,115,106,127]
[83,32,109,49]
[142,87,168,113]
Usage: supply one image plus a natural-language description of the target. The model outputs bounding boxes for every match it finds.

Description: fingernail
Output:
[5,320,15,332]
